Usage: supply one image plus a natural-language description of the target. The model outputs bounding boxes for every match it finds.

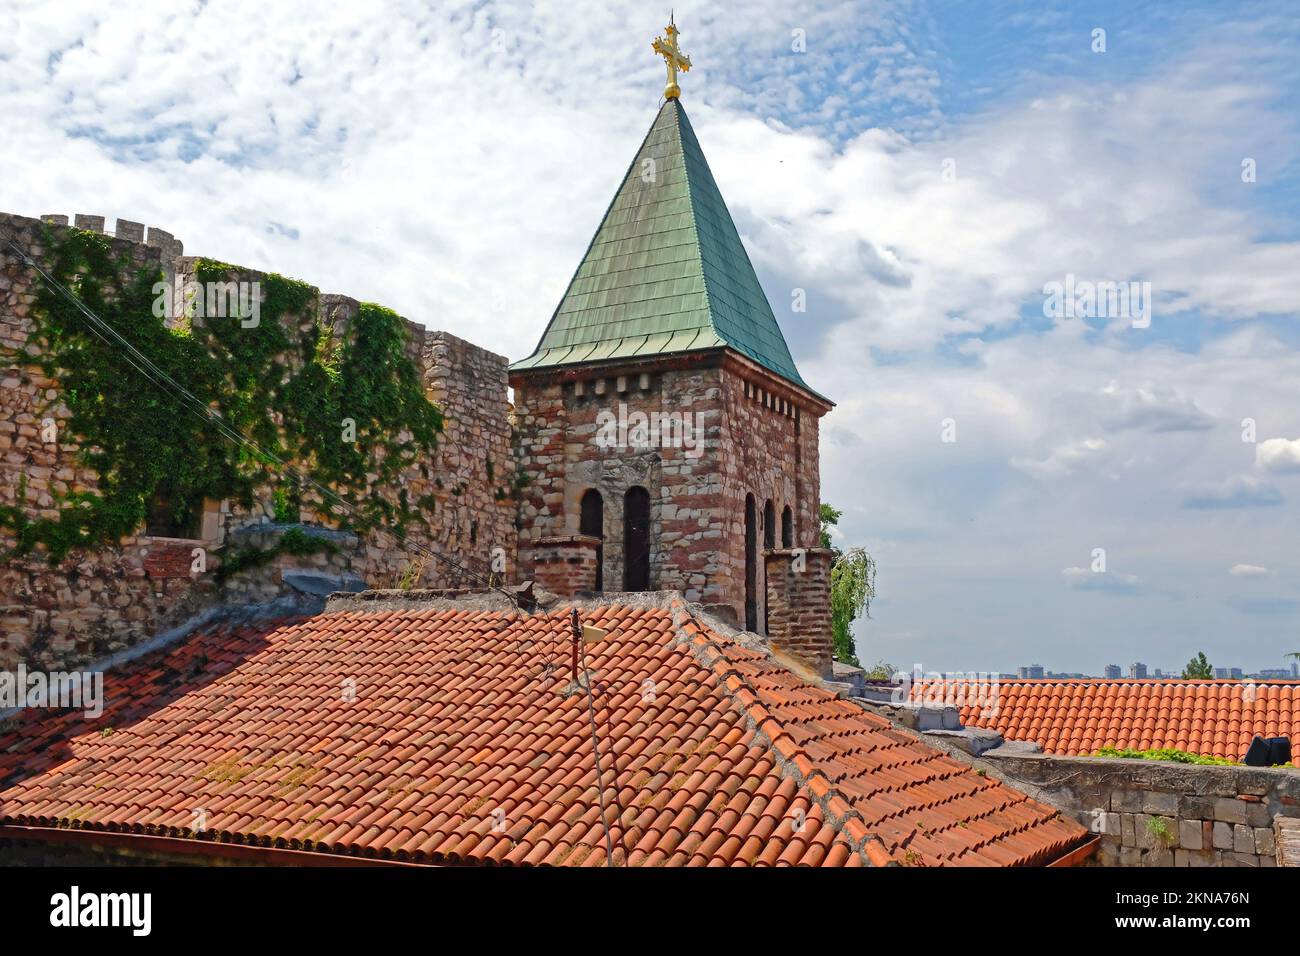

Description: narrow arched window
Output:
[781,505,793,548]
[744,493,757,631]
[623,486,651,592]
[580,489,604,592]
[763,499,776,633]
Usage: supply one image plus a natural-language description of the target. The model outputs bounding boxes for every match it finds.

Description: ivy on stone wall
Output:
[0,227,442,562]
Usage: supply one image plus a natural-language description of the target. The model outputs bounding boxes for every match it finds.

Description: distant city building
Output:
[1256,668,1291,679]
[1153,669,1165,679]
[1292,661,1299,678]
[1104,664,1121,679]
[1018,664,1045,679]
[1130,662,1148,679]
[1214,667,1228,678]
[1231,667,1243,680]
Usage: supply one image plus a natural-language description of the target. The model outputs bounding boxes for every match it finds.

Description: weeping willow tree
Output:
[820,504,877,668]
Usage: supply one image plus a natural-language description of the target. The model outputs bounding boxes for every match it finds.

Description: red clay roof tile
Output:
[0,600,1089,866]
[913,678,1300,761]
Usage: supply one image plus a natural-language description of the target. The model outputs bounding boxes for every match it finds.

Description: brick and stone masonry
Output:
[0,210,514,670]
[511,351,829,629]
[764,547,835,678]
[528,534,600,598]
[2,206,834,670]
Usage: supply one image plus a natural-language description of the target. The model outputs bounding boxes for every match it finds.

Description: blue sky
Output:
[2,0,1298,675]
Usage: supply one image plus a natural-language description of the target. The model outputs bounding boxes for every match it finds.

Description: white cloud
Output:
[1061,567,1141,593]
[1011,438,1109,480]
[3,1,1299,675]
[1256,438,1300,474]
[1099,382,1215,433]
[1183,474,1284,510]
[1228,564,1272,577]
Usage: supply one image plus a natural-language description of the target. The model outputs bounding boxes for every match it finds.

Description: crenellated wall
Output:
[0,210,514,670]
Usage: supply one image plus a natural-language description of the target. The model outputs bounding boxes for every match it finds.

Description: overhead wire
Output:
[4,236,517,607]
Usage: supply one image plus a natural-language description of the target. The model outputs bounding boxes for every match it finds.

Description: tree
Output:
[819,502,877,668]
[1181,651,1213,680]
[819,503,841,550]
[830,547,876,668]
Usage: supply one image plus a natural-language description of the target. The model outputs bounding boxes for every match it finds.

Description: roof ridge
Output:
[669,598,894,866]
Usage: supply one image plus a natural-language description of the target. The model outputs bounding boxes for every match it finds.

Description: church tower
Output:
[510,18,833,630]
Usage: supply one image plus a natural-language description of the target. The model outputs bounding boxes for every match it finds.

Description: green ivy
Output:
[214,527,340,584]
[1,228,443,563]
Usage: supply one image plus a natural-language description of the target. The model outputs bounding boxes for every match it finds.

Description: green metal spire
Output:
[512,99,814,394]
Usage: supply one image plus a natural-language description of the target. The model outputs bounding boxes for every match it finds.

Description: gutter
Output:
[1047,836,1100,867]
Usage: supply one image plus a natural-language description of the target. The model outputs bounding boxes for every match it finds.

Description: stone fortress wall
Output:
[0,210,514,670]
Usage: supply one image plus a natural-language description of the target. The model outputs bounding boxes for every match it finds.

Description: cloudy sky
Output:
[3,0,1299,675]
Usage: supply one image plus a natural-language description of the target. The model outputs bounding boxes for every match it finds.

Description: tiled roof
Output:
[511,100,820,398]
[912,679,1300,760]
[0,601,1087,866]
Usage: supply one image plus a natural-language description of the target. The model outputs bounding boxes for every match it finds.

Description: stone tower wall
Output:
[511,354,825,628]
[511,361,726,602]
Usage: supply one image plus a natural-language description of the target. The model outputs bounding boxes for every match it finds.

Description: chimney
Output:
[527,534,601,598]
[764,547,836,678]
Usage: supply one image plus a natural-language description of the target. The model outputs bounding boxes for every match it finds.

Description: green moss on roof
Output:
[512,100,814,394]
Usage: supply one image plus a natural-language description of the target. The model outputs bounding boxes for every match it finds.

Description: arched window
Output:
[763,500,776,634]
[781,505,793,548]
[744,493,757,631]
[623,486,651,592]
[580,489,604,592]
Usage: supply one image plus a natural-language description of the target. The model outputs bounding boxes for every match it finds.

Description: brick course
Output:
[527,534,600,598]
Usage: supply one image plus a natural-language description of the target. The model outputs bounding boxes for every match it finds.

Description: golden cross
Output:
[651,13,691,100]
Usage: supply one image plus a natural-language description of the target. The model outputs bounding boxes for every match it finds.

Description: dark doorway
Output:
[623,486,651,592]
[781,505,793,548]
[580,489,605,592]
[744,493,757,631]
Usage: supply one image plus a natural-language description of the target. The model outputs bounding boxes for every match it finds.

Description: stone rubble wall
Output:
[0,210,514,670]
[983,749,1300,867]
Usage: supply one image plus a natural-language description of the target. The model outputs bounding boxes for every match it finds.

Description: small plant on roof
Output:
[1095,746,1237,766]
